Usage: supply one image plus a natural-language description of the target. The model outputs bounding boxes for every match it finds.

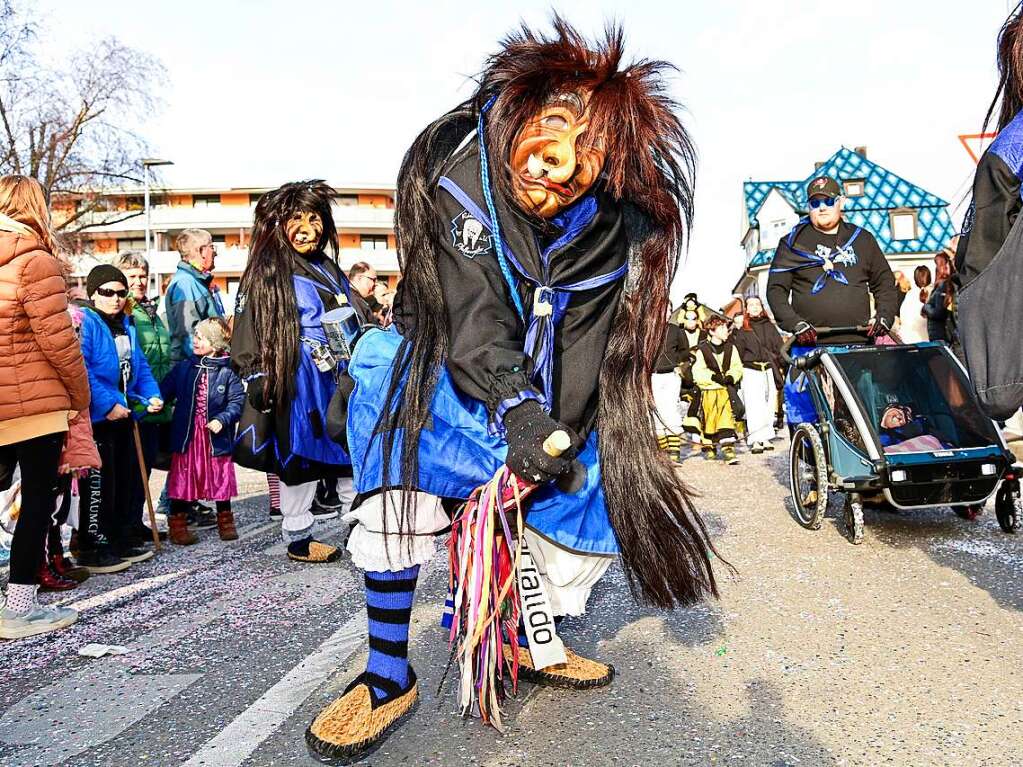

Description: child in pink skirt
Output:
[160,319,244,544]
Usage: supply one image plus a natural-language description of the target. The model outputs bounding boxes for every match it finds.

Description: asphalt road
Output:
[2,443,1022,767]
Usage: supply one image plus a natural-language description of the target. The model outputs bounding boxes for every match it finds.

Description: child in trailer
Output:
[692,316,745,464]
[161,318,244,543]
[304,18,721,762]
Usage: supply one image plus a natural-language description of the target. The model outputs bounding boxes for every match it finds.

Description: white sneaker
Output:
[0,604,78,640]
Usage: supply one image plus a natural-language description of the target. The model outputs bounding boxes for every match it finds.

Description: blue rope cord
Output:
[477,97,525,320]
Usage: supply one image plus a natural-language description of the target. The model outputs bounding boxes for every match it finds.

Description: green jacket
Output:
[130,297,173,424]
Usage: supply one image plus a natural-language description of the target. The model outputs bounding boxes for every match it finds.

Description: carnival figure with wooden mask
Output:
[305,18,725,761]
[232,181,364,564]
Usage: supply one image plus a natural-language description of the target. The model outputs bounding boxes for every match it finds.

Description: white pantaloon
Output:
[651,372,683,437]
[279,476,354,543]
[344,490,612,616]
[741,367,776,445]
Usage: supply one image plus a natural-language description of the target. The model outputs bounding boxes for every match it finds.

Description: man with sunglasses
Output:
[767,175,898,425]
[165,228,225,363]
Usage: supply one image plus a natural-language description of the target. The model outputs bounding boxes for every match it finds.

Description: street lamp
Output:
[142,157,173,256]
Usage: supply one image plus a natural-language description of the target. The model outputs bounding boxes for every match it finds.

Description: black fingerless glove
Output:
[247,376,271,412]
[502,399,577,484]
[711,372,727,385]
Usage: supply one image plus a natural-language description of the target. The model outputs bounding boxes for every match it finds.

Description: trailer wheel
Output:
[995,481,1021,534]
[843,495,864,545]
[789,423,828,530]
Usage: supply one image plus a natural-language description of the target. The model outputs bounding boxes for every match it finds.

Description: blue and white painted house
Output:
[734,146,957,298]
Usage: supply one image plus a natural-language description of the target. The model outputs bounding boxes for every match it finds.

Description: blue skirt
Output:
[346,328,618,556]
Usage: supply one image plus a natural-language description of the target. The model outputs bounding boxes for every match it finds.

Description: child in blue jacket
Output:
[161,318,244,544]
[78,265,163,573]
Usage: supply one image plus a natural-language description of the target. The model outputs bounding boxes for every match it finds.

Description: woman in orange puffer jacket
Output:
[0,175,91,641]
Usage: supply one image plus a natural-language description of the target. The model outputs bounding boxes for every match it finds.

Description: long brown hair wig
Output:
[984,3,1023,134]
[383,17,721,608]
[239,180,339,404]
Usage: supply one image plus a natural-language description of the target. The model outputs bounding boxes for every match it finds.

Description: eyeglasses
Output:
[808,196,837,210]
[96,287,128,298]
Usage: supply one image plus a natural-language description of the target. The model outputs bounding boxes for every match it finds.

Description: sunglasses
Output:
[96,287,128,298]
[808,196,837,210]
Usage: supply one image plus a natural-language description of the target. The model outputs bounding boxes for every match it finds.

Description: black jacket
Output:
[921,280,953,343]
[654,323,687,373]
[734,315,784,385]
[956,151,1021,288]
[231,252,357,483]
[404,143,630,438]
[766,220,899,344]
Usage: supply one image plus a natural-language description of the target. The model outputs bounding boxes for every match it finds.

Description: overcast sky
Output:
[38,0,1014,306]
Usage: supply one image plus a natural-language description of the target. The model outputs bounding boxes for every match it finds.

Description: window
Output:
[360,235,389,250]
[889,210,918,241]
[212,234,227,243]
[117,238,147,251]
[335,194,359,207]
[843,179,866,197]
[192,194,221,208]
[249,193,262,206]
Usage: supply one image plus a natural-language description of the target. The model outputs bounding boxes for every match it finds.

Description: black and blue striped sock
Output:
[517,614,564,648]
[364,565,419,701]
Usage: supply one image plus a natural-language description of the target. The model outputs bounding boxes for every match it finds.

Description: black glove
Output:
[793,321,817,346]
[867,316,890,338]
[502,399,578,485]
[711,372,727,385]
[246,376,272,412]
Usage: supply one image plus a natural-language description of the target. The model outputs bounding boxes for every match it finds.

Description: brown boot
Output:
[169,512,199,546]
[217,509,238,541]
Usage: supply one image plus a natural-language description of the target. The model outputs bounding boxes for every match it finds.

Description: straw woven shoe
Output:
[305,667,419,763]
[287,540,341,564]
[505,646,615,690]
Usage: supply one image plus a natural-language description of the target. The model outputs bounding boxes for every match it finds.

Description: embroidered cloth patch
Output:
[450,210,493,258]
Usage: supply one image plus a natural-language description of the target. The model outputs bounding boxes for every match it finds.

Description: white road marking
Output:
[180,611,367,767]
[235,520,279,542]
[56,568,194,610]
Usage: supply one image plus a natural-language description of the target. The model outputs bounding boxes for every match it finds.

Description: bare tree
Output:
[0,1,166,234]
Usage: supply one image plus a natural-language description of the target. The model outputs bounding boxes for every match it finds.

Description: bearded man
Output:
[766,175,899,425]
[304,18,722,762]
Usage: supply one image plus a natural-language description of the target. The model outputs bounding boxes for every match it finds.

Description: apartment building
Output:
[56,184,397,313]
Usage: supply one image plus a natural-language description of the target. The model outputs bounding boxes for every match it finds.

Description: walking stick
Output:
[131,421,162,552]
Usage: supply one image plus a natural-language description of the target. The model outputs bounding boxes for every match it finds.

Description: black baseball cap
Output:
[806,176,841,199]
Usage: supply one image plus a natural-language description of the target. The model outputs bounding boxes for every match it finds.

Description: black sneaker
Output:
[114,544,155,564]
[310,501,339,521]
[129,523,167,544]
[76,546,131,574]
[193,508,218,529]
[313,480,344,511]
[187,501,215,526]
[269,506,283,520]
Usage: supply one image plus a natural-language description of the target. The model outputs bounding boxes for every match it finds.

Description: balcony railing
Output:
[70,246,401,278]
[69,202,395,235]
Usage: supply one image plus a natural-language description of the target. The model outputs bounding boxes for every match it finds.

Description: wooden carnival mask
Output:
[510,91,606,219]
[284,210,323,255]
